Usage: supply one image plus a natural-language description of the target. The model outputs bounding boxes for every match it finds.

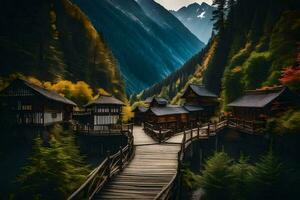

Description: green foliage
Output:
[199,152,235,200]
[182,168,201,190]
[243,51,271,89]
[251,150,284,199]
[185,150,287,200]
[222,66,244,109]
[267,109,300,135]
[230,156,254,200]
[16,125,89,199]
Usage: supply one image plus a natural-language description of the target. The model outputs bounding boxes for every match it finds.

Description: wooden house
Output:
[132,106,148,125]
[74,95,124,131]
[182,84,219,120]
[183,105,204,126]
[227,86,299,121]
[146,105,189,130]
[0,78,76,126]
[145,97,168,107]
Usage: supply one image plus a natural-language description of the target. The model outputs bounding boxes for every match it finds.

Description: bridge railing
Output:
[68,124,134,200]
[74,123,133,136]
[154,120,228,200]
[227,118,266,134]
[143,122,175,143]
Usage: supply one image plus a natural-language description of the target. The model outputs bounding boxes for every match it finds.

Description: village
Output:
[0,77,299,199]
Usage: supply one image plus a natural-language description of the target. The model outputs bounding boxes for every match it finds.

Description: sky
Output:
[154,0,213,11]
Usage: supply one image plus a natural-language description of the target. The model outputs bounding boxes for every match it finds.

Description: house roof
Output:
[184,105,204,112]
[188,84,218,98]
[145,96,168,106]
[227,86,288,108]
[1,78,77,106]
[149,105,188,116]
[133,106,148,113]
[84,95,124,107]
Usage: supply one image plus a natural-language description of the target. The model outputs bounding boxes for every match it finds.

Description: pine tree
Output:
[16,125,89,199]
[199,152,235,200]
[212,0,227,33]
[250,150,284,200]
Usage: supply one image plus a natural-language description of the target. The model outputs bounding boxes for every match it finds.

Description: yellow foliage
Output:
[96,88,110,97]
[131,101,147,110]
[46,80,93,105]
[231,66,242,73]
[122,100,134,123]
[24,77,94,106]
[27,77,43,87]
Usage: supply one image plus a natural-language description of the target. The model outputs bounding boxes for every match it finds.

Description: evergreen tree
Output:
[230,156,253,200]
[212,0,227,33]
[250,150,284,200]
[199,152,235,200]
[16,125,89,200]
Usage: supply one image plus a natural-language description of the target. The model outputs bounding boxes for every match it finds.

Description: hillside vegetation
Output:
[0,0,125,100]
[138,0,300,108]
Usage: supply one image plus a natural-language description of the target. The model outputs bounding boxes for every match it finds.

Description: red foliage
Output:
[280,66,300,86]
[280,62,300,92]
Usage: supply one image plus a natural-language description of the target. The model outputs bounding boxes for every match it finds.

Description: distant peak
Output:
[189,2,201,7]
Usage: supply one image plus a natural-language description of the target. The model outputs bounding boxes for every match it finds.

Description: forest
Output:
[0,0,126,101]
[0,0,300,199]
[138,0,300,108]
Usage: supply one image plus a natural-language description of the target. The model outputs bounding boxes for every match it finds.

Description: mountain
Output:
[0,0,125,99]
[170,2,215,44]
[72,0,205,94]
[138,0,300,108]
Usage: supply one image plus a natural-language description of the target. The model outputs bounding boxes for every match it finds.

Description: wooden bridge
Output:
[68,119,261,199]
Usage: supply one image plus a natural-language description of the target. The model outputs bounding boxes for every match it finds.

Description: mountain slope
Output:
[73,0,204,94]
[0,0,125,99]
[138,0,300,108]
[170,2,215,44]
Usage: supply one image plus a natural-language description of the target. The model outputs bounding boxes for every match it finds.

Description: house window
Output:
[52,113,57,118]
[22,105,32,110]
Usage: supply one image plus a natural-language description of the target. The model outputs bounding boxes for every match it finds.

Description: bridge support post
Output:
[190,123,193,140]
[207,123,210,136]
[159,126,162,143]
[215,122,217,132]
[119,146,123,170]
[106,150,111,178]
[197,125,200,139]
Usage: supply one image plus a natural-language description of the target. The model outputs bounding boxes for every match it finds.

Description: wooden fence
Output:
[68,124,134,200]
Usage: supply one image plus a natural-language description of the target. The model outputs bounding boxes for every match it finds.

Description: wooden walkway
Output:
[69,121,228,200]
[93,126,183,199]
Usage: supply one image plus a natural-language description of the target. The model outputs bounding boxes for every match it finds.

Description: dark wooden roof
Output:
[149,105,188,116]
[84,95,124,107]
[184,105,204,112]
[145,96,168,106]
[1,78,76,106]
[228,86,292,108]
[187,84,218,98]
